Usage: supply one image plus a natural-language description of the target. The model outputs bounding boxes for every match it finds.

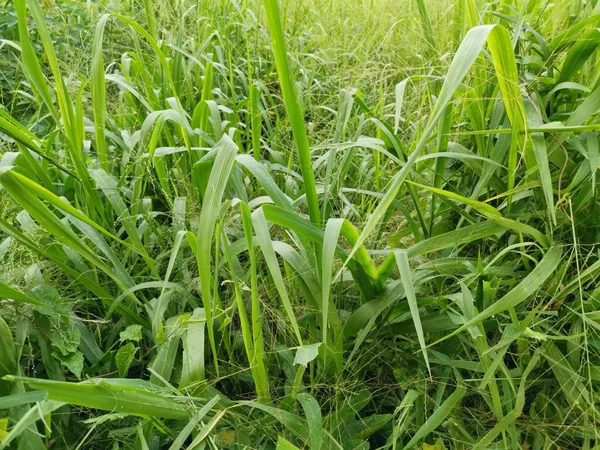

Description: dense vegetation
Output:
[1,0,600,448]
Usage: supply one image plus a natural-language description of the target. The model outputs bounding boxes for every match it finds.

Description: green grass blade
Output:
[472,351,541,449]
[5,377,189,420]
[406,181,550,247]
[186,409,226,447]
[277,437,301,450]
[142,0,157,40]
[196,135,238,375]
[252,207,303,345]
[242,401,343,450]
[0,400,62,450]
[0,317,17,396]
[322,218,344,347]
[91,15,111,171]
[338,25,512,280]
[297,393,323,450]
[486,24,529,201]
[394,250,430,374]
[558,29,600,82]
[525,99,556,225]
[14,0,58,122]
[180,308,206,390]
[241,202,270,402]
[263,0,320,227]
[431,247,562,346]
[402,385,466,449]
[167,396,219,450]
[0,282,40,306]
[249,83,263,160]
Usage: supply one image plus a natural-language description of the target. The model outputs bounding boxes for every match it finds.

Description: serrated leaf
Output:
[116,342,137,378]
[120,325,143,343]
[49,323,80,357]
[57,352,84,379]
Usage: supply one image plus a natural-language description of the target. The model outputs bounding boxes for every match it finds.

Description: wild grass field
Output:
[1,0,600,448]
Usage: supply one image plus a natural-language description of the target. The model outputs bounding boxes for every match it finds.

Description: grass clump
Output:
[1,0,600,448]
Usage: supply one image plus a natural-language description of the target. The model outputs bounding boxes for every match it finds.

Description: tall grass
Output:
[1,0,600,448]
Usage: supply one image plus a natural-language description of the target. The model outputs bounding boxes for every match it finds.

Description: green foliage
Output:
[1,0,600,448]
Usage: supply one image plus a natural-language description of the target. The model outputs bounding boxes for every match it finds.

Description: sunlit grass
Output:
[1,0,600,448]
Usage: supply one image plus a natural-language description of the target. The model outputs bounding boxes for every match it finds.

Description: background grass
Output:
[1,0,600,448]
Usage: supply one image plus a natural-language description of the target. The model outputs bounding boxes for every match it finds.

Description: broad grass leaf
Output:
[558,28,600,83]
[0,391,47,410]
[180,308,206,389]
[252,208,303,344]
[91,15,110,170]
[196,134,238,374]
[525,99,556,225]
[297,393,323,450]
[150,315,184,385]
[322,219,344,345]
[394,250,430,373]
[6,376,189,420]
[263,0,320,226]
[541,342,592,409]
[472,351,541,449]
[240,202,270,402]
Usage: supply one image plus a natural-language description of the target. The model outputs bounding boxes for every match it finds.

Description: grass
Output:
[1,0,600,448]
